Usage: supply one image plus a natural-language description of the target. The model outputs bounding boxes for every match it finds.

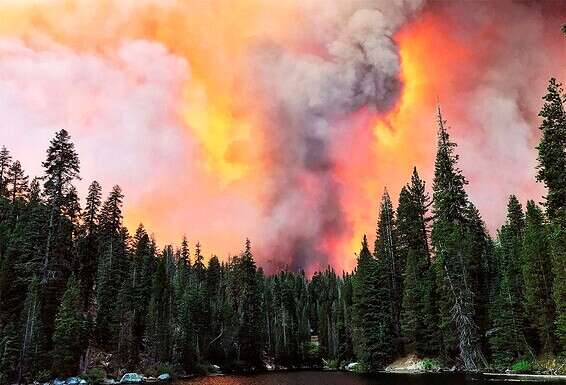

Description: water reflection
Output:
[176,371,546,385]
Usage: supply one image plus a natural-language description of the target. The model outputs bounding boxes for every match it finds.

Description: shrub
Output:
[34,369,53,383]
[145,362,175,378]
[511,358,535,373]
[325,359,339,369]
[303,341,321,367]
[82,367,106,384]
[352,362,367,373]
[421,358,441,371]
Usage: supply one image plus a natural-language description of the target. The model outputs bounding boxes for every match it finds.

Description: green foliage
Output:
[398,168,439,356]
[488,272,526,366]
[34,369,52,383]
[550,220,566,352]
[535,78,566,353]
[18,276,44,382]
[303,341,321,367]
[511,358,536,373]
[51,276,85,377]
[431,107,485,370]
[522,201,555,353]
[353,233,394,370]
[0,323,18,384]
[82,368,106,384]
[489,197,531,364]
[374,190,402,355]
[421,358,441,371]
[324,359,339,370]
[234,239,263,369]
[536,78,566,221]
[144,362,175,378]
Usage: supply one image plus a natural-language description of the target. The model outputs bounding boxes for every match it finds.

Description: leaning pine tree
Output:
[431,106,486,370]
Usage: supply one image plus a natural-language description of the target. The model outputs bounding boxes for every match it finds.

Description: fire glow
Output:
[0,1,565,274]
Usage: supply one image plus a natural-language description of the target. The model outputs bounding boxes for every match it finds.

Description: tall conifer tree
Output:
[431,107,485,369]
[374,190,401,354]
[95,185,125,347]
[51,277,84,376]
[535,78,566,351]
[236,239,263,368]
[522,201,555,353]
[352,235,391,369]
[398,168,438,356]
[0,146,12,198]
[489,197,530,365]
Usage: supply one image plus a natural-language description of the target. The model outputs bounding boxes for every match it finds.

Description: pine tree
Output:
[0,323,18,383]
[192,242,206,282]
[431,106,485,369]
[488,271,522,367]
[535,78,566,352]
[17,276,43,383]
[6,161,28,205]
[397,168,437,356]
[0,146,12,198]
[536,78,566,221]
[41,129,81,284]
[206,256,223,360]
[77,181,102,310]
[236,239,263,369]
[522,201,555,353]
[352,236,374,366]
[465,204,493,356]
[130,225,154,355]
[145,250,174,364]
[40,130,81,360]
[95,186,126,347]
[175,282,195,373]
[6,160,30,256]
[1,177,48,329]
[352,235,393,369]
[114,267,136,368]
[52,277,84,377]
[181,236,191,270]
[499,196,527,351]
[374,189,401,354]
[551,216,566,352]
[489,198,530,365]
[400,247,421,352]
[336,273,354,363]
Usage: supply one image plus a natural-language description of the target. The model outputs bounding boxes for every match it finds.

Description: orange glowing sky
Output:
[1,0,565,273]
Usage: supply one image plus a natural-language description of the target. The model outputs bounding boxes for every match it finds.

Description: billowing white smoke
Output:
[0,37,189,203]
[433,1,563,231]
[251,0,423,270]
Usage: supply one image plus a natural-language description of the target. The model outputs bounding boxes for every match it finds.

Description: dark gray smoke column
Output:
[252,0,423,271]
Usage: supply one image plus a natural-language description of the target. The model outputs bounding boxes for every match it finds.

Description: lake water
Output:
[176,371,553,385]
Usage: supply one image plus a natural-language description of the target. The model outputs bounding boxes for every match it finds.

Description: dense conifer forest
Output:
[0,76,565,383]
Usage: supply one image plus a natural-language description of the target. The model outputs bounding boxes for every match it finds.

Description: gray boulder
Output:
[65,377,81,385]
[120,373,143,384]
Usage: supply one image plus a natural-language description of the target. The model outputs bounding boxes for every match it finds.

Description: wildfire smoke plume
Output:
[0,0,565,273]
